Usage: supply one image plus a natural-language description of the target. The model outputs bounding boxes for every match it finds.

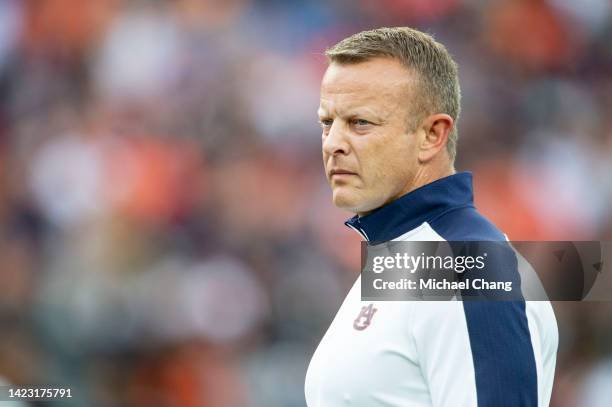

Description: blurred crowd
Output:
[0,0,611,406]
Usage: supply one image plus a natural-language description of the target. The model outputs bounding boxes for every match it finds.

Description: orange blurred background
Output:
[0,0,611,405]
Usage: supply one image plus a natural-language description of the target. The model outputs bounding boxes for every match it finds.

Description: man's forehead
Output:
[318,92,386,116]
[321,58,415,92]
[320,60,414,106]
[319,59,414,116]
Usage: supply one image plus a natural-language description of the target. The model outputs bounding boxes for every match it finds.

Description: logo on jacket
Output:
[353,303,377,330]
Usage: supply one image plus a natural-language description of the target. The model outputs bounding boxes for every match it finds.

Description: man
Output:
[305,27,558,406]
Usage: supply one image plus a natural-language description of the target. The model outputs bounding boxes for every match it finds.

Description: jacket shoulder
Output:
[428,206,506,241]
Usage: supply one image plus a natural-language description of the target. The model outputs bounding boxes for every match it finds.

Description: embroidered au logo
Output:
[353,303,378,330]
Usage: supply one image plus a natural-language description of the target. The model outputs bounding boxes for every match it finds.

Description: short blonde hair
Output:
[325,27,461,161]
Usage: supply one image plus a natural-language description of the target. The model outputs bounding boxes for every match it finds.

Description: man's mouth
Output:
[330,169,358,178]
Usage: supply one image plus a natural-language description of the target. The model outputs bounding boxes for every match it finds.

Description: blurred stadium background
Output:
[0,0,611,405]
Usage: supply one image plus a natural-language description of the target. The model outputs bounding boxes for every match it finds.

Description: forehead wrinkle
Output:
[321,75,411,98]
[319,83,409,121]
[320,63,416,123]
[322,59,416,94]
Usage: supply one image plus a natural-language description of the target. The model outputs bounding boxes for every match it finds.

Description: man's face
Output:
[319,57,421,215]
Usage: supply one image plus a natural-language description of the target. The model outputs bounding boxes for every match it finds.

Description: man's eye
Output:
[352,119,371,126]
[319,119,333,128]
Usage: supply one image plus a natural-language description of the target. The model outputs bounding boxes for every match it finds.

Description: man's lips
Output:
[329,169,358,178]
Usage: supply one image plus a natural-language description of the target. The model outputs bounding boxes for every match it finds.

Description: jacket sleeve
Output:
[412,300,539,407]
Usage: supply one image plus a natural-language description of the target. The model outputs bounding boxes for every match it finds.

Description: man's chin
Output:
[332,190,374,214]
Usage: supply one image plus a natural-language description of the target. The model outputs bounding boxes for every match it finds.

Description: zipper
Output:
[346,220,370,241]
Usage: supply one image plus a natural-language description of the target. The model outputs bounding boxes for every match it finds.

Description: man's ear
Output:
[418,113,454,163]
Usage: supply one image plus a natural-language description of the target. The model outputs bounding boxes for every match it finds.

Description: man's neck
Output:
[410,165,456,193]
[357,165,455,217]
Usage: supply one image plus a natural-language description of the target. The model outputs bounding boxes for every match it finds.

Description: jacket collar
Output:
[344,172,474,244]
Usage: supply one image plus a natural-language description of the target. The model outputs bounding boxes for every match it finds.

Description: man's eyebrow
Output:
[346,107,387,121]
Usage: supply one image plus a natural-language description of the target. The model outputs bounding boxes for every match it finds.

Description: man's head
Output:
[319,27,461,215]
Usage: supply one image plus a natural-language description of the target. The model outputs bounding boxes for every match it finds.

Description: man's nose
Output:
[322,122,350,156]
